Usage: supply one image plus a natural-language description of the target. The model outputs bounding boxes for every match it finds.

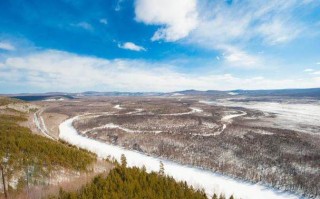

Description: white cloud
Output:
[72,22,93,31]
[316,62,320,65]
[304,68,314,72]
[221,46,262,68]
[99,18,108,25]
[0,42,15,51]
[1,50,319,92]
[115,0,124,11]
[133,0,315,69]
[118,42,146,51]
[311,70,320,75]
[256,19,301,45]
[179,0,313,69]
[304,68,320,75]
[188,0,306,48]
[135,0,198,41]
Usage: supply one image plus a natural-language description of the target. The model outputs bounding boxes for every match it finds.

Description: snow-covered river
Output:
[59,116,304,199]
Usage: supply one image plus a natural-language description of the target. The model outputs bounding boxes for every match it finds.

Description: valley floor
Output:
[34,95,320,198]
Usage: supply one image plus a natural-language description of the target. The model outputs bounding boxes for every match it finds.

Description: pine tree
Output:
[212,193,218,199]
[229,195,234,199]
[219,193,226,199]
[120,154,127,167]
[159,161,165,175]
[141,165,146,172]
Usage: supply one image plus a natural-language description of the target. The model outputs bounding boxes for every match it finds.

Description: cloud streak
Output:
[1,50,319,93]
[99,18,108,25]
[0,41,15,51]
[71,22,93,31]
[118,42,146,51]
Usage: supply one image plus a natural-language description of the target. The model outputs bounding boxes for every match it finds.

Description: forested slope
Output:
[0,114,95,171]
[53,165,232,199]
[0,97,96,196]
[52,156,233,199]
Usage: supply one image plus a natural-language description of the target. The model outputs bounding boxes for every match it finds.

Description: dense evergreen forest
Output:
[52,164,230,199]
[0,99,96,195]
[52,156,233,199]
[0,114,95,172]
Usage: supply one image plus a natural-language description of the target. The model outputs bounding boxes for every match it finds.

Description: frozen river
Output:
[59,116,305,199]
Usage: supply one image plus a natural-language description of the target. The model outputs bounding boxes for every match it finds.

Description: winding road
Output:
[33,109,55,140]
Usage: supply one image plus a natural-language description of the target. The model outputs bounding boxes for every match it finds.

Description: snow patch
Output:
[171,93,184,96]
[42,98,65,101]
[126,108,144,115]
[114,104,124,110]
[190,107,203,113]
[201,100,320,134]
[84,122,162,134]
[161,107,203,116]
[222,111,247,122]
[85,123,140,134]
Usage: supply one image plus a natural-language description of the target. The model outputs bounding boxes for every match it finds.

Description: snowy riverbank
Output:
[59,116,304,199]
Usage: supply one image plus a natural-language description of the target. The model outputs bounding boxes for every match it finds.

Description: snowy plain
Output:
[200,99,320,134]
[59,116,305,199]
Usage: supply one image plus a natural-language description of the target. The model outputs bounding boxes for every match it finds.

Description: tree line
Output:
[51,156,235,199]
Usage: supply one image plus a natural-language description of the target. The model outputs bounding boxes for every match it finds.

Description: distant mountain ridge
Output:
[172,88,320,97]
[3,87,320,101]
[230,88,320,97]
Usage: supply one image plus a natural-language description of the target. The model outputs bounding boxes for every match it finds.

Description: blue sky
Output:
[0,0,320,93]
